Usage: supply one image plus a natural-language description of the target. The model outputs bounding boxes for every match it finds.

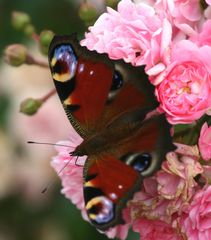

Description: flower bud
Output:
[20,98,43,115]
[11,11,31,30]
[4,44,28,66]
[79,2,98,26]
[106,0,120,9]
[39,30,54,55]
[24,24,36,37]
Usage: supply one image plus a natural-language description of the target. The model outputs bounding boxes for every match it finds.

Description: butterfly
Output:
[48,34,175,231]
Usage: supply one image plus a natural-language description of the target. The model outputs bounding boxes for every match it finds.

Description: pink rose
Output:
[157,149,203,202]
[51,136,86,210]
[105,224,130,240]
[133,218,183,240]
[174,143,199,159]
[129,144,203,223]
[191,19,211,46]
[104,209,131,240]
[180,186,211,240]
[156,0,202,23]
[202,165,211,183]
[198,122,211,160]
[81,0,172,68]
[155,40,211,124]
[155,0,203,37]
[129,177,170,221]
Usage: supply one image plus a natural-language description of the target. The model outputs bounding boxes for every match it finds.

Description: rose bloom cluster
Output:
[51,0,211,240]
[81,0,211,124]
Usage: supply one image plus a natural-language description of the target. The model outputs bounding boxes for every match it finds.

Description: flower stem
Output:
[40,88,56,102]
[32,32,40,43]
[26,54,49,68]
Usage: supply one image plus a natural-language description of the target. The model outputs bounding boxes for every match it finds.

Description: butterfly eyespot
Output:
[121,152,152,173]
[86,196,115,224]
[50,45,77,82]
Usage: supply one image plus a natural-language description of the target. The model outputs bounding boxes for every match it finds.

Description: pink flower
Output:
[198,122,211,161]
[191,19,211,46]
[157,149,203,204]
[155,40,211,124]
[133,218,183,240]
[155,0,203,35]
[104,224,130,240]
[51,130,86,210]
[201,165,211,183]
[129,143,203,223]
[206,0,211,5]
[204,6,211,19]
[51,128,131,239]
[174,143,199,159]
[81,0,172,68]
[129,177,169,221]
[104,209,131,240]
[180,186,211,240]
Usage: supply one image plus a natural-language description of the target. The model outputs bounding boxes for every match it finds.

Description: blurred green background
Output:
[0,0,85,51]
[0,0,138,239]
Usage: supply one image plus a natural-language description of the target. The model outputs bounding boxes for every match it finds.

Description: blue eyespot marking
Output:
[121,152,152,173]
[131,153,152,172]
[86,196,115,224]
[50,45,77,82]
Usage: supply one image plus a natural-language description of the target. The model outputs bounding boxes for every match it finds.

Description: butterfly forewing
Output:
[49,34,114,136]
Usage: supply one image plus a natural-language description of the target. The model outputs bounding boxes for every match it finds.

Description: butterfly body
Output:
[73,110,146,156]
[48,34,175,231]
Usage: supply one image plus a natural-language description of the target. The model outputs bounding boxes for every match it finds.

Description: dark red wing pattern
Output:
[83,115,175,230]
[67,57,113,125]
[83,155,141,231]
[49,34,114,136]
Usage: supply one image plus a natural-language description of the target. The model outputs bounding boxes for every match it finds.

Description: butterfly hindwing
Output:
[82,114,175,230]
[83,155,141,230]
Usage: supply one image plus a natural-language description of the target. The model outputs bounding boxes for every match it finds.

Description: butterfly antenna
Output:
[28,141,79,193]
[27,141,71,148]
[41,155,79,194]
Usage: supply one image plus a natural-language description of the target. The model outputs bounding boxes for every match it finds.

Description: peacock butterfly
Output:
[48,34,175,231]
